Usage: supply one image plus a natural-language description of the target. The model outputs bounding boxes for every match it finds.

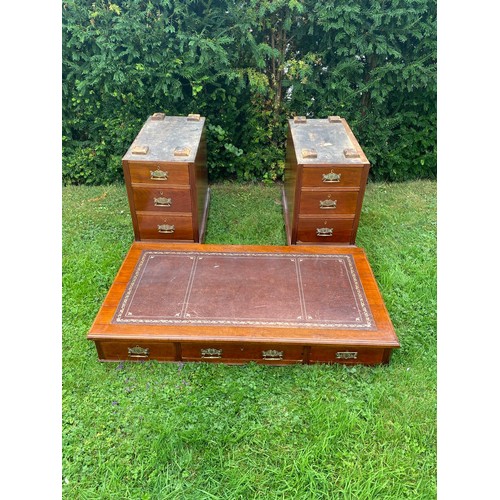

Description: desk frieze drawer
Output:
[128,162,190,185]
[309,346,390,365]
[299,190,359,215]
[180,343,305,365]
[94,340,177,361]
[136,213,194,241]
[132,186,192,212]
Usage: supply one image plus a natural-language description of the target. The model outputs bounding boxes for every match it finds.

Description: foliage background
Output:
[62,0,436,185]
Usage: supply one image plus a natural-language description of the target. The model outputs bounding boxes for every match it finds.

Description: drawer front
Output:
[180,343,305,365]
[302,167,363,188]
[95,340,176,361]
[296,217,354,243]
[132,186,192,212]
[136,213,194,240]
[299,190,359,215]
[127,162,190,185]
[309,346,385,365]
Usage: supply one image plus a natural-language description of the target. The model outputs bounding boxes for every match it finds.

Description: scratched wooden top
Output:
[289,118,366,165]
[122,115,205,163]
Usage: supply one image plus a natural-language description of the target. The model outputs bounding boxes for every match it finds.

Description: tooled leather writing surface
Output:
[112,249,375,329]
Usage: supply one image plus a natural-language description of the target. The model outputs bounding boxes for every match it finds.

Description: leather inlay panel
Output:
[112,250,375,329]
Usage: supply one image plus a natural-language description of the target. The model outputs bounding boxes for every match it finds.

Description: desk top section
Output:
[88,242,399,348]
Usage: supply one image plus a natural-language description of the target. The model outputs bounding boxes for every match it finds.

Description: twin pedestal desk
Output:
[88,114,399,366]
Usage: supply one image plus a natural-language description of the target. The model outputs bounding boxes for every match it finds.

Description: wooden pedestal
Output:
[282,116,370,245]
[122,114,209,242]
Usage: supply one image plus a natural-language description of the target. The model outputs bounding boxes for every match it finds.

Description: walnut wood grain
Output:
[180,342,305,365]
[96,340,176,362]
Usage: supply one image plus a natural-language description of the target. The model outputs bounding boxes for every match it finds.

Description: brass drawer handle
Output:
[154,196,172,207]
[319,199,337,209]
[336,351,358,360]
[262,349,283,361]
[316,227,333,237]
[322,171,341,183]
[150,167,168,180]
[158,224,175,234]
[128,346,150,358]
[201,348,222,359]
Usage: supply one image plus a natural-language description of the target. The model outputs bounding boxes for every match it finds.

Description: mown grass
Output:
[62,180,436,499]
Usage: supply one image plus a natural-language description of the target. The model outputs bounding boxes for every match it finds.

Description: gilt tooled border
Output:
[112,250,375,329]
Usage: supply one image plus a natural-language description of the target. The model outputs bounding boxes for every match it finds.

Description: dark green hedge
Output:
[63,0,436,184]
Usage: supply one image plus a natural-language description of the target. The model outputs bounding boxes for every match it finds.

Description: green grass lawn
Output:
[62,180,436,499]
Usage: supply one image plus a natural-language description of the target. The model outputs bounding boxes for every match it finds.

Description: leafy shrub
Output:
[62,0,436,185]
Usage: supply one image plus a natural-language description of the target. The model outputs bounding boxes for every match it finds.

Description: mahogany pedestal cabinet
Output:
[282,116,371,245]
[87,242,399,365]
[122,113,209,242]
